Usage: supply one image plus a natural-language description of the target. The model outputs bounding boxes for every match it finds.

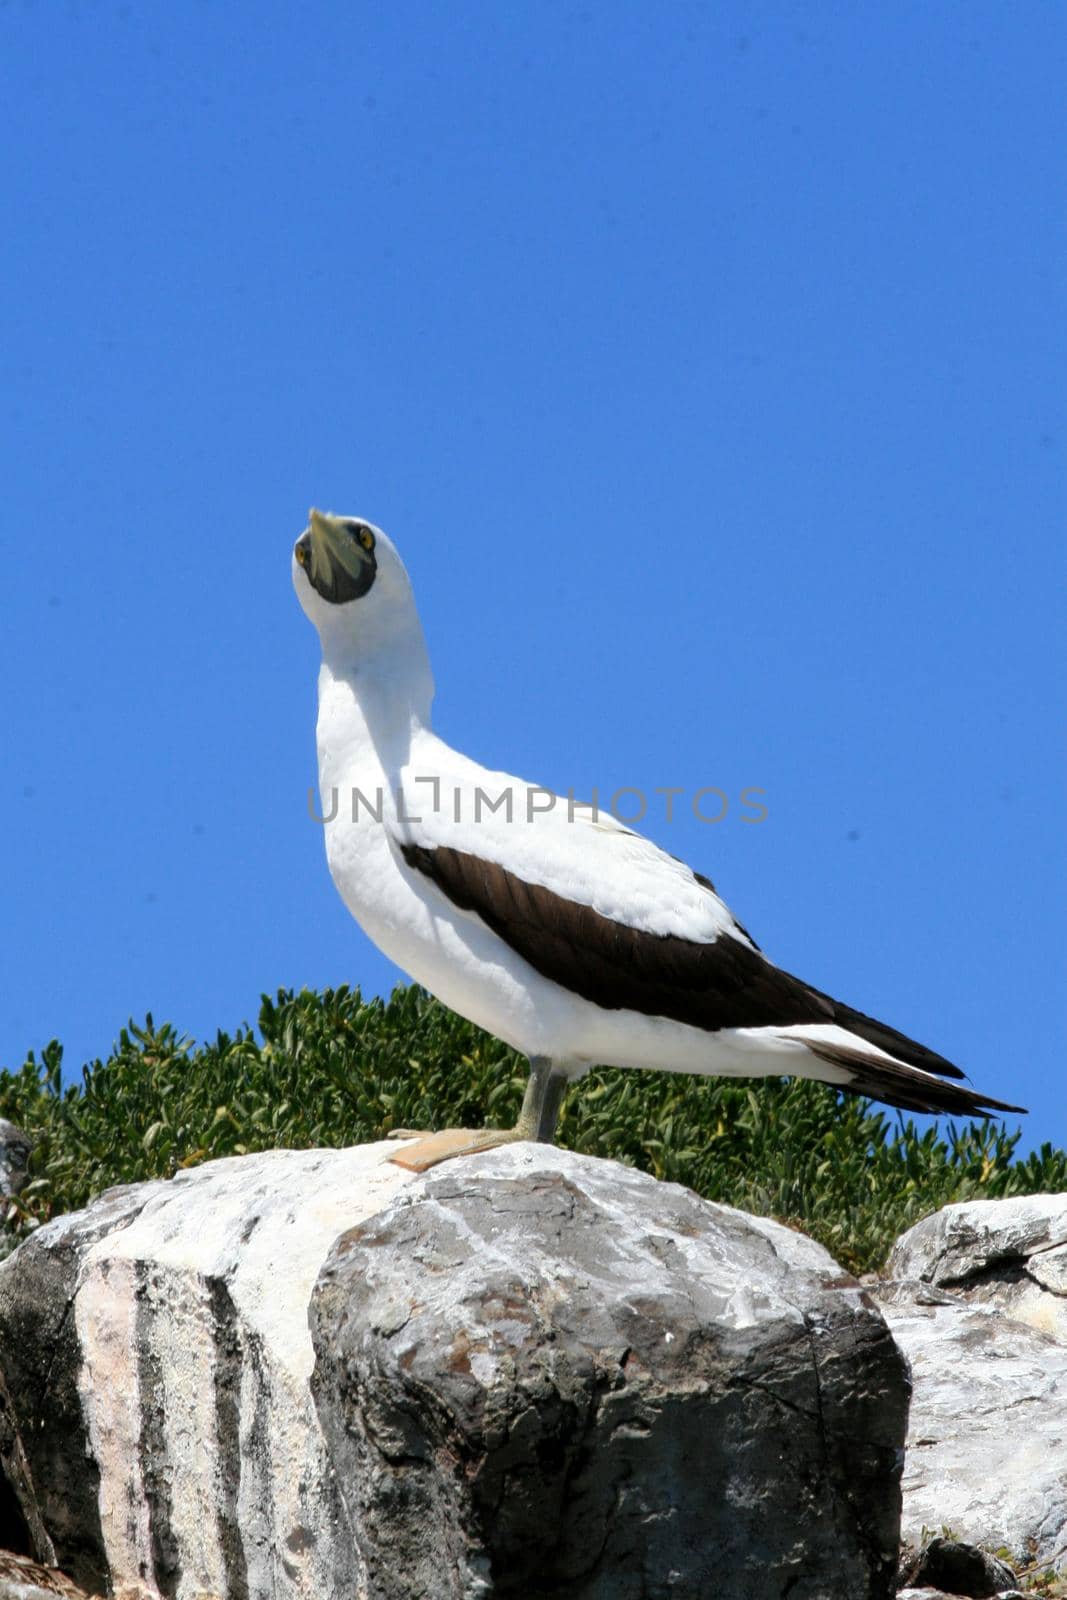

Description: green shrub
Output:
[1,984,1062,1274]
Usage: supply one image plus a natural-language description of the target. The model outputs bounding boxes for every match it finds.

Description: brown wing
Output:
[398,839,969,1080]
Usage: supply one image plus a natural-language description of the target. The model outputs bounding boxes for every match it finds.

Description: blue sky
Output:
[2,2,1062,1151]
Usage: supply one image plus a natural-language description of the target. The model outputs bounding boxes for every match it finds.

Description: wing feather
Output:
[394,746,977,1085]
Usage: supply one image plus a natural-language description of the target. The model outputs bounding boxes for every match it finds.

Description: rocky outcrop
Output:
[887,1193,1067,1342]
[0,1121,32,1267]
[0,1546,95,1598]
[874,1195,1067,1575]
[897,1592,1024,1600]
[897,1535,1017,1596]
[311,1148,907,1599]
[0,1125,31,1203]
[0,1143,908,1600]
[0,1146,413,1599]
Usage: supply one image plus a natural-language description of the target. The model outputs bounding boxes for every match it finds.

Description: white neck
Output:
[316,627,435,788]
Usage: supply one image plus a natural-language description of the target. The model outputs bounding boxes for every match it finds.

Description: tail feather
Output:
[803,1036,1026,1118]
[822,995,966,1081]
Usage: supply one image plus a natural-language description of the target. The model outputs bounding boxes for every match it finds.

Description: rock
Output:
[888,1195,1067,1343]
[875,1194,1067,1573]
[310,1145,908,1600]
[896,1593,1025,1600]
[0,1143,909,1600]
[0,1147,413,1599]
[899,1536,1016,1596]
[0,1126,31,1203]
[0,1121,32,1265]
[0,1182,146,1591]
[0,1545,95,1597]
[896,1592,1025,1600]
[0,1582,80,1600]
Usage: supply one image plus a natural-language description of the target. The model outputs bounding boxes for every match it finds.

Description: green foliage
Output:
[1,985,1063,1274]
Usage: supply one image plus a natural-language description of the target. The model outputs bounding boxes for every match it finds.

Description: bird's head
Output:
[293,509,424,664]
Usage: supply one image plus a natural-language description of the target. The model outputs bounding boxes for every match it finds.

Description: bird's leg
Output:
[386,1055,567,1172]
[513,1055,568,1141]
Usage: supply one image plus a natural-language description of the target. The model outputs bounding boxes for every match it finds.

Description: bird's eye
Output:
[357,526,375,551]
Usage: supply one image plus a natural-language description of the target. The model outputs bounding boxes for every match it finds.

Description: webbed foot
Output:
[386,1125,524,1172]
[384,1057,569,1172]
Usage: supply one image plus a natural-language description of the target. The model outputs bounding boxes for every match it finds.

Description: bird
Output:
[292,508,1024,1171]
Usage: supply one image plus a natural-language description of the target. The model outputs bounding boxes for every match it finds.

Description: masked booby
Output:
[292,509,1024,1171]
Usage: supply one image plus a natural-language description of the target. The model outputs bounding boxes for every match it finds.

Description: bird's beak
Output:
[308,508,345,582]
[309,507,343,550]
[300,507,370,590]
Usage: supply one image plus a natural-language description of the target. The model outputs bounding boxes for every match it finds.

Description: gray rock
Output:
[895,1592,1025,1600]
[0,1585,80,1600]
[887,1195,1067,1342]
[876,1194,1067,1572]
[0,1182,146,1591]
[0,1143,910,1600]
[899,1536,1016,1597]
[0,1146,414,1600]
[0,1126,31,1203]
[889,1195,1067,1285]
[311,1143,908,1600]
[0,1544,94,1597]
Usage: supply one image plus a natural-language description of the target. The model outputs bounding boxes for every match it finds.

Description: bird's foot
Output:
[385,1057,567,1172]
[385,1125,525,1172]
